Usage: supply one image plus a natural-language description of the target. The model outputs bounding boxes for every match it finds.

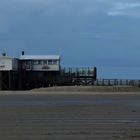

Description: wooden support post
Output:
[9,71,12,90]
[108,79,110,86]
[126,80,128,86]
[96,79,98,86]
[102,79,104,86]
[120,80,122,85]
[0,72,2,90]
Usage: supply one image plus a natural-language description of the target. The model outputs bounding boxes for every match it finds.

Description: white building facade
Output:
[0,56,18,71]
[20,55,61,71]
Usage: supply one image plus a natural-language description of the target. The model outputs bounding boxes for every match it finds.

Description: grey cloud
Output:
[108,2,140,17]
[95,0,140,17]
[0,0,55,31]
[0,0,105,33]
[0,0,140,71]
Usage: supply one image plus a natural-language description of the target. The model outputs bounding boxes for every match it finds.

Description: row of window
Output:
[25,60,59,65]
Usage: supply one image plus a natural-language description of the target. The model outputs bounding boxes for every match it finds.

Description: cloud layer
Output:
[0,0,140,78]
[108,2,140,17]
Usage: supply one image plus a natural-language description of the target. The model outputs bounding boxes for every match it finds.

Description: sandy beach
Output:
[33,86,140,92]
[0,90,140,140]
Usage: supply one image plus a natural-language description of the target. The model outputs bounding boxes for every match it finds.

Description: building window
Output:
[43,60,47,65]
[33,60,38,65]
[53,60,58,65]
[38,60,42,65]
[48,60,53,65]
[25,61,31,65]
[32,59,59,65]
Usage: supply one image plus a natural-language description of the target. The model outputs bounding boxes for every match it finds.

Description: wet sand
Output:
[0,91,140,139]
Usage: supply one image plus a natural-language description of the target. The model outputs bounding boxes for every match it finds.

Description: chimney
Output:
[22,51,24,55]
[2,52,6,56]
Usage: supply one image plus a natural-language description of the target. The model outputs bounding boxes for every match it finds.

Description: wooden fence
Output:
[94,79,140,86]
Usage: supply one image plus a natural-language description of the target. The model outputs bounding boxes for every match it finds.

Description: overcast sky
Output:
[0,0,140,79]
